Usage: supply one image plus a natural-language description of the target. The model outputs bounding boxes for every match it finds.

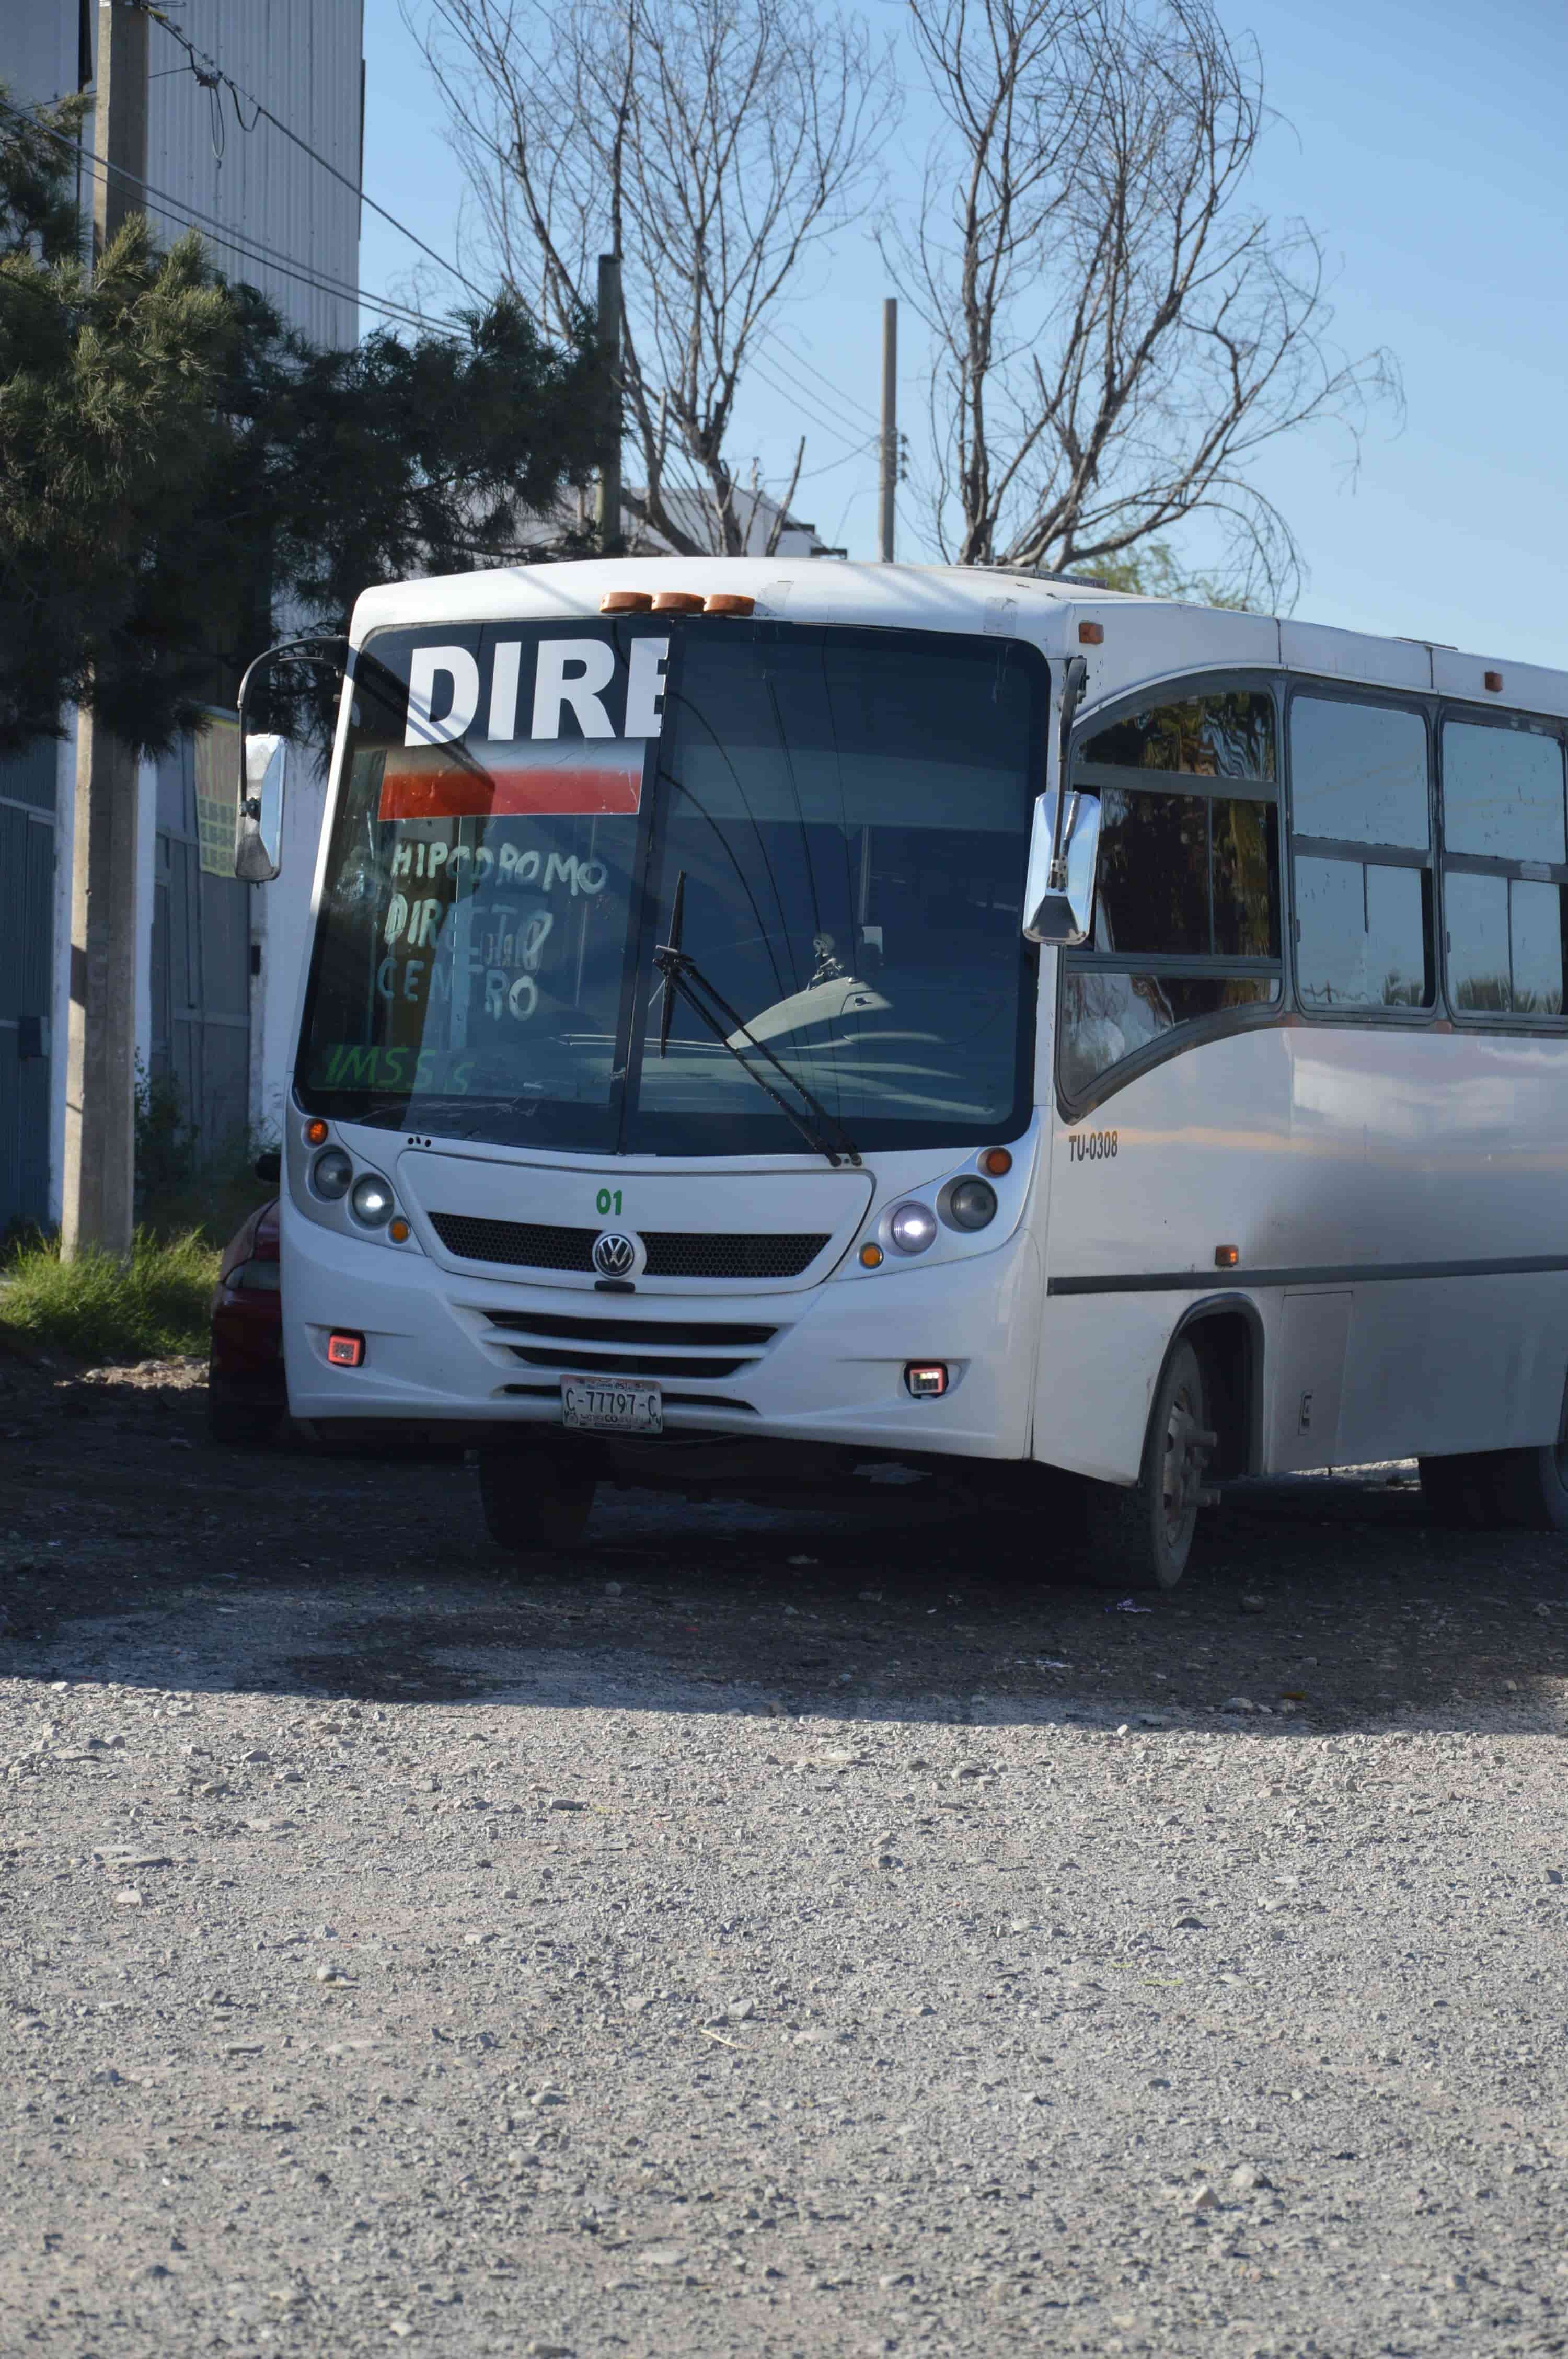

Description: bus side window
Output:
[1289,697,1433,1014]
[1060,688,1282,1102]
[1441,720,1567,1023]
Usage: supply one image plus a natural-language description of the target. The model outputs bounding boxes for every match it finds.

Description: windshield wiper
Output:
[652,872,862,1169]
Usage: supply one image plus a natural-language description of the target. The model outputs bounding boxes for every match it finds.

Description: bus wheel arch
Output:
[1082,1299,1259,1591]
[1170,1296,1263,1482]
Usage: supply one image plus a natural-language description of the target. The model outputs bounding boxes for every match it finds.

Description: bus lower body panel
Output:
[280,1217,1043,1462]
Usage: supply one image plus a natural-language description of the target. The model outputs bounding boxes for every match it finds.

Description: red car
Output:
[208,1195,285,1445]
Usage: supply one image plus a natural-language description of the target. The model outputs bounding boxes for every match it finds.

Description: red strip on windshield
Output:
[378,743,644,821]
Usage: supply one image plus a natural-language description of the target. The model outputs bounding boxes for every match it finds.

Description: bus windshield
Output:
[297,617,1046,1155]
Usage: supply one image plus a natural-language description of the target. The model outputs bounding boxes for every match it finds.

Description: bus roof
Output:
[348,555,1568,727]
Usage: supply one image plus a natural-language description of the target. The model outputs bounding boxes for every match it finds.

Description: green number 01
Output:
[595,1188,624,1217]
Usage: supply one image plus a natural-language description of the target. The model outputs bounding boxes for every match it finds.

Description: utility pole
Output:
[879,296,897,564]
[63,0,149,1260]
[594,254,622,554]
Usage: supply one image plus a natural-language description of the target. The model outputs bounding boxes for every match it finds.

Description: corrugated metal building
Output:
[1,0,362,1234]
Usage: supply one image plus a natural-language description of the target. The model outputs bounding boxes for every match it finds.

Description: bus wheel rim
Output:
[1161,1379,1201,1550]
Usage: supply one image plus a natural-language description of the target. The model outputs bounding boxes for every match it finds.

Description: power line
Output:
[131,0,488,305]
[0,92,465,342]
[761,324,883,434]
[747,356,874,460]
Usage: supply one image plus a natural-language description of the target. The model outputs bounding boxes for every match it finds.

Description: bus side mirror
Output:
[1023,788,1100,946]
[236,732,287,882]
[234,633,351,883]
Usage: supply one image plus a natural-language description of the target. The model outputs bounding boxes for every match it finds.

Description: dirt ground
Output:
[2,1352,1566,2356]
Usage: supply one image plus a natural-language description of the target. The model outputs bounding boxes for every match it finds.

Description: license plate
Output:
[561,1377,663,1434]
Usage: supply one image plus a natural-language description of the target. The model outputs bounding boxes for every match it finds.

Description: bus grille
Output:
[429,1213,829,1281]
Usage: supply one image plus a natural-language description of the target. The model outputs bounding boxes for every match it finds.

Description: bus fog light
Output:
[890,1201,938,1254]
[945,1177,997,1232]
[905,1362,949,1398]
[327,1331,365,1367]
[350,1172,396,1228]
[312,1147,352,1200]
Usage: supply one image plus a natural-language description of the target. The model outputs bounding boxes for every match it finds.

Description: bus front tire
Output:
[1084,1338,1212,1591]
[477,1444,597,1556]
[1492,1441,1568,1533]
[1418,1452,1509,1529]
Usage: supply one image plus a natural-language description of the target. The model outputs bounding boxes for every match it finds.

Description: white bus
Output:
[236,559,1568,1587]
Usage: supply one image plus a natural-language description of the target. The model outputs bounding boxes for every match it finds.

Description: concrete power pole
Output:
[594,255,622,553]
[62,0,149,1262]
[879,297,897,564]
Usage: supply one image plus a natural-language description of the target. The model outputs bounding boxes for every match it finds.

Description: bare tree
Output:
[883,0,1401,600]
[411,0,892,556]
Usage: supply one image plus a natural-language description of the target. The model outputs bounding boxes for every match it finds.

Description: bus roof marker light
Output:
[601,590,653,614]
[705,593,755,616]
[1484,670,1503,693]
[1215,1244,1239,1268]
[651,591,706,613]
[1078,622,1104,645]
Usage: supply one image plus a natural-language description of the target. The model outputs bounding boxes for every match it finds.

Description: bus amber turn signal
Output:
[979,1147,1012,1177]
[1215,1244,1240,1268]
[859,1242,884,1268]
[304,1118,329,1146]
[388,1217,411,1244]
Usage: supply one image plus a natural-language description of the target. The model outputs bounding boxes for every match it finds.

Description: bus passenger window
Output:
[1290,700,1428,846]
[1062,686,1282,1102]
[1443,723,1565,863]
[1294,858,1431,1010]
[1289,696,1434,1015]
[1441,720,1567,1024]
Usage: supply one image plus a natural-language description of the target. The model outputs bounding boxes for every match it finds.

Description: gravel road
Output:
[3,1358,1567,2356]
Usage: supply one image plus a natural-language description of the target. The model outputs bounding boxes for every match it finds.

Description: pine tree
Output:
[0,86,604,758]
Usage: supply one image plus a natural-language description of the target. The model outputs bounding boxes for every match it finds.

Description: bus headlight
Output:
[889,1201,938,1255]
[350,1172,396,1228]
[312,1147,353,1201]
[944,1177,998,1233]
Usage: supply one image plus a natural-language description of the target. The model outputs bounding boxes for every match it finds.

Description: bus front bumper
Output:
[281,1218,1042,1463]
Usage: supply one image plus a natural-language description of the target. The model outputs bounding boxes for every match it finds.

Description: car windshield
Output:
[296,616,1045,1154]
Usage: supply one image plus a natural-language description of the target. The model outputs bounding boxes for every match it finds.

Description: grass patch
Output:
[0,1227,218,1364]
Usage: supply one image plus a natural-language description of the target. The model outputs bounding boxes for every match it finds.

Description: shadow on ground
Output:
[2,1365,1565,1733]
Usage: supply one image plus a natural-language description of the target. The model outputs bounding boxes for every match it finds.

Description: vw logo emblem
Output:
[592,1231,638,1278]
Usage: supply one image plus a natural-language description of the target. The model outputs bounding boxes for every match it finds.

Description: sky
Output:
[360,0,1568,669]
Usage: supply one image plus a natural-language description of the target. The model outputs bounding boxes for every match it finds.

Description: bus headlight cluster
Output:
[878,1166,1004,1264]
[309,1138,407,1240]
[889,1201,939,1255]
